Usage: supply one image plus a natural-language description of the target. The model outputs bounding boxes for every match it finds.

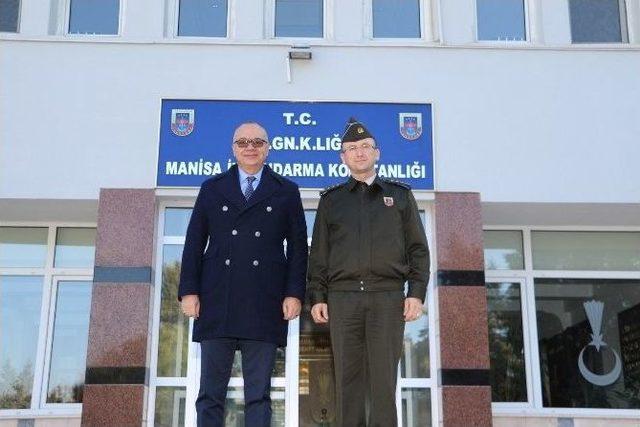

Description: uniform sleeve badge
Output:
[383,196,394,207]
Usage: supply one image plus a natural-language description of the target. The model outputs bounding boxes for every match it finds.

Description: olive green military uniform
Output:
[308,175,430,427]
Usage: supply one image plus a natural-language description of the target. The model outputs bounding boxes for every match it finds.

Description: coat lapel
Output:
[218,165,246,211]
[244,166,280,211]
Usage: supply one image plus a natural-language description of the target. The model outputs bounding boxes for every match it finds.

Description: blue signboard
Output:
[157,100,434,190]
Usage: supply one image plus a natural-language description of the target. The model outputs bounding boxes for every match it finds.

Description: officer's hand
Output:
[404,297,423,322]
[283,297,302,320]
[181,294,200,319]
[311,303,329,324]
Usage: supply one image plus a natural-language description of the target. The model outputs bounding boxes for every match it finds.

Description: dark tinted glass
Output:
[487,282,527,402]
[275,0,323,38]
[178,0,228,37]
[69,0,119,35]
[477,0,526,41]
[536,278,640,408]
[570,0,625,43]
[373,0,420,38]
[0,0,19,32]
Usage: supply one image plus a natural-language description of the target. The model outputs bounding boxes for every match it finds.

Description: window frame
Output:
[64,0,123,37]
[168,0,232,40]
[0,0,22,33]
[485,277,534,408]
[0,222,95,419]
[365,0,428,41]
[149,195,440,426]
[474,0,531,44]
[267,0,330,41]
[568,0,630,44]
[148,200,201,427]
[40,276,93,410]
[485,225,640,419]
[147,200,292,426]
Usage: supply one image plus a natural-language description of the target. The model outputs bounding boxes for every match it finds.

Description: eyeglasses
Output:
[234,138,268,148]
[342,142,376,153]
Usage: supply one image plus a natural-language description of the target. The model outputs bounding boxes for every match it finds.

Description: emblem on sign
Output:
[399,113,422,140]
[171,109,195,137]
[577,300,622,386]
[383,197,394,207]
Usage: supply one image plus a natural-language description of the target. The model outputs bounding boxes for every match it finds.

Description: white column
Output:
[527,0,545,44]
[626,0,640,44]
[423,0,436,43]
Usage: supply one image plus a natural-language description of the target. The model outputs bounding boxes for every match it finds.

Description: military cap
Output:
[341,117,374,144]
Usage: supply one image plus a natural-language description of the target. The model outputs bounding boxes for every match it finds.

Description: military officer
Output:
[308,117,430,427]
[179,122,308,427]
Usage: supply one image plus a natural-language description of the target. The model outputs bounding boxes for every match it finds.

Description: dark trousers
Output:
[328,291,405,427]
[196,338,277,427]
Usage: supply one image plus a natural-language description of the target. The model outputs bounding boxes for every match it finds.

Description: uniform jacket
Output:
[308,176,430,305]
[178,164,308,346]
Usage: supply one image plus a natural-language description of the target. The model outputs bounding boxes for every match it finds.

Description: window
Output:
[536,278,640,409]
[301,209,433,425]
[0,0,20,32]
[483,230,524,270]
[532,231,640,271]
[154,387,186,426]
[0,227,48,268]
[476,0,526,41]
[45,280,92,404]
[0,226,95,412]
[157,243,189,378]
[177,0,228,37]
[275,0,323,38]
[569,0,628,43]
[151,204,437,425]
[372,0,421,38]
[0,276,43,409]
[401,388,431,426]
[487,281,527,402]
[68,0,120,35]
[152,207,287,425]
[54,228,96,268]
[485,228,640,411]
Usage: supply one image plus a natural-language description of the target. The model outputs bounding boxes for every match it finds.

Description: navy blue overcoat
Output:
[178,165,308,346]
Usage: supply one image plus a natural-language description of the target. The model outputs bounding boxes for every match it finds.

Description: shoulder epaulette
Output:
[381,178,412,190]
[320,182,347,196]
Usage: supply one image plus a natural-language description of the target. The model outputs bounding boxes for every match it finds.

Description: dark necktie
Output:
[244,176,256,200]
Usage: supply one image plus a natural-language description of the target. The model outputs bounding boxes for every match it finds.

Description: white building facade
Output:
[1,0,639,426]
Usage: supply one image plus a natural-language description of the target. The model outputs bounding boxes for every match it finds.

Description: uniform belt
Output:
[327,279,404,292]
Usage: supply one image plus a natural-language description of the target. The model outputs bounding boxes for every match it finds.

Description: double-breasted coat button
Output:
[360,286,365,291]
[232,229,238,235]
[225,259,231,266]
[266,206,272,212]
[255,231,261,237]
[253,260,259,266]
[222,205,228,211]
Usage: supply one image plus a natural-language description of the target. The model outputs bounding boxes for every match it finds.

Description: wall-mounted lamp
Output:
[288,45,312,60]
[286,45,312,83]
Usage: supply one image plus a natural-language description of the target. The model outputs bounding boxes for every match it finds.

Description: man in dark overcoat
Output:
[308,117,430,427]
[179,122,308,427]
